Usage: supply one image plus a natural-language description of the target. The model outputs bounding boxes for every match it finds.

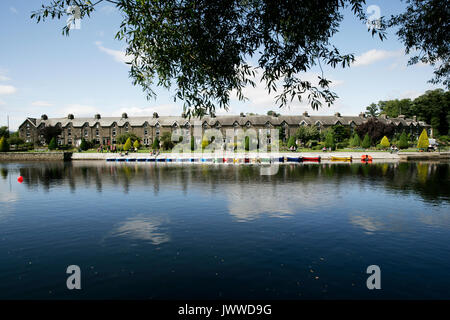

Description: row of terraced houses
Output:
[18,111,431,147]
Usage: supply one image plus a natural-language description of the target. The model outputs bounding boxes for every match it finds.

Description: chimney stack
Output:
[67,114,74,120]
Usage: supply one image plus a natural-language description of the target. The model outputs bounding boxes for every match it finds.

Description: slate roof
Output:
[20,113,430,128]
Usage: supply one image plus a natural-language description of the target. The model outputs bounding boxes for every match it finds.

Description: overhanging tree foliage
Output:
[31,0,388,116]
[31,1,448,115]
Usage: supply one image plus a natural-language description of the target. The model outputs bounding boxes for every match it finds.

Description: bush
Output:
[79,138,89,151]
[123,137,132,151]
[336,140,349,149]
[201,137,210,150]
[361,133,371,149]
[133,139,141,150]
[0,136,10,152]
[380,136,390,148]
[349,134,361,147]
[117,133,139,144]
[48,137,57,150]
[287,136,296,149]
[417,129,429,149]
[398,131,409,149]
[190,136,195,151]
[307,140,319,148]
[324,130,335,150]
[152,137,160,149]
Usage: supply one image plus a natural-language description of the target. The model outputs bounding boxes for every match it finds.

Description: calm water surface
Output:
[0,161,449,299]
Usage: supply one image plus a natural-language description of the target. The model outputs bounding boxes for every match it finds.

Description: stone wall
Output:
[0,152,72,161]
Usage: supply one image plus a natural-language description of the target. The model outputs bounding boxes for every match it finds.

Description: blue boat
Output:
[156,158,166,162]
[106,158,115,162]
[137,158,146,162]
[278,157,285,163]
[117,158,126,162]
[287,157,301,163]
[147,158,156,162]
[127,158,136,162]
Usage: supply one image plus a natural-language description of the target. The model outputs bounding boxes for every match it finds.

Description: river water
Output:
[0,161,449,299]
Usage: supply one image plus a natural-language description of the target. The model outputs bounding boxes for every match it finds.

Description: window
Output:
[84,129,88,137]
[112,129,116,137]
[68,139,72,145]
[68,128,71,136]
[96,129,99,137]
[185,122,190,129]
[156,129,160,135]
[26,131,30,137]
[203,123,208,129]
[144,129,148,135]
[112,139,116,144]
[26,123,30,128]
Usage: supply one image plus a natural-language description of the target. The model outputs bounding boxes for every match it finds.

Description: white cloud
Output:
[353,49,403,67]
[31,101,54,107]
[95,41,132,64]
[0,85,17,95]
[234,71,343,112]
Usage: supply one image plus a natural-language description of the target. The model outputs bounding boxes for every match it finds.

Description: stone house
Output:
[18,111,431,147]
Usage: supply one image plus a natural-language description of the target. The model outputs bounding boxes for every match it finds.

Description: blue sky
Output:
[0,0,443,130]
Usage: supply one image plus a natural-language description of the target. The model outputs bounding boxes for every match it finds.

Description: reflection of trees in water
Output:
[7,162,450,203]
[1,167,8,180]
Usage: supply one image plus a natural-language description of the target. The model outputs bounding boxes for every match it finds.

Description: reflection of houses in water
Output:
[8,162,449,205]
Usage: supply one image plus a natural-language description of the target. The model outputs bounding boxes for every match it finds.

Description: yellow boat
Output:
[331,156,352,162]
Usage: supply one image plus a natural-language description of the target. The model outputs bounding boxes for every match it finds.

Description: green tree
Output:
[380,136,390,148]
[39,125,62,145]
[411,89,449,137]
[324,130,335,150]
[378,99,413,118]
[0,126,10,139]
[133,139,141,150]
[190,136,195,151]
[332,124,351,142]
[201,137,210,150]
[160,132,174,150]
[287,136,296,149]
[0,136,10,152]
[349,133,361,147]
[79,138,89,151]
[7,132,25,146]
[123,137,132,151]
[152,137,160,150]
[365,103,380,117]
[398,131,409,149]
[417,129,429,149]
[362,133,371,149]
[295,126,320,144]
[244,136,250,151]
[48,137,57,150]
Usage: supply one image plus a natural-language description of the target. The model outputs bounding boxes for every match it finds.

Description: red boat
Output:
[302,156,321,162]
